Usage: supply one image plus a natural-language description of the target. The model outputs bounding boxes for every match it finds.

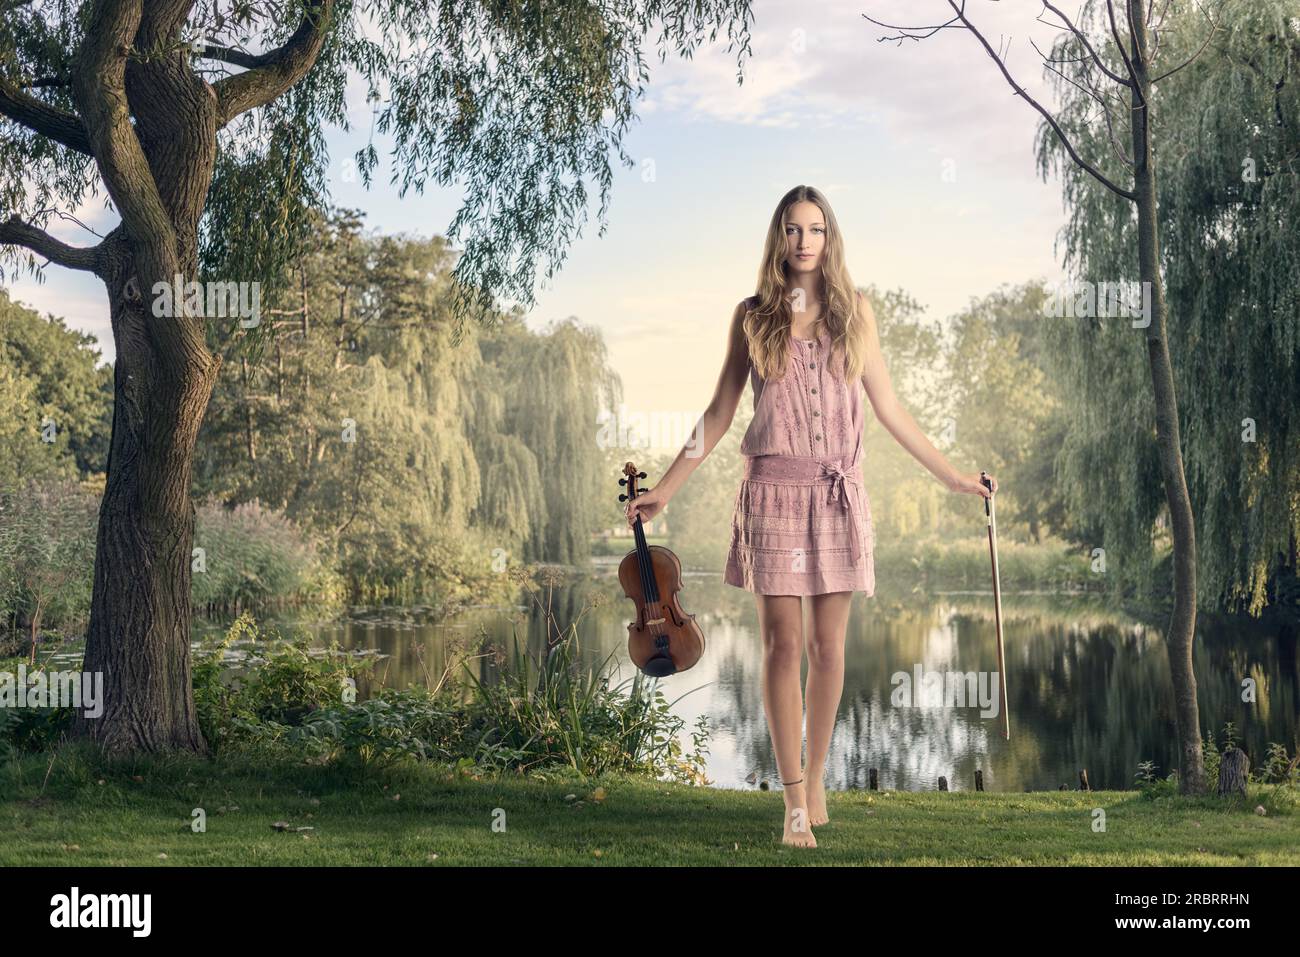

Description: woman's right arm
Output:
[648,299,751,502]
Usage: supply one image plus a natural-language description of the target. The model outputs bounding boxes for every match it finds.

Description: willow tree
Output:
[0,0,754,755]
[869,0,1226,793]
[858,286,949,542]
[197,215,494,591]
[196,214,620,590]
[1040,0,1299,618]
[943,282,1070,544]
[495,317,622,563]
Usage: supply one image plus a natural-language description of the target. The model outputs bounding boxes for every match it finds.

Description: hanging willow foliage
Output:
[1036,0,1299,614]
[196,210,620,591]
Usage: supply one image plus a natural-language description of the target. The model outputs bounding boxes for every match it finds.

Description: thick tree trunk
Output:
[1128,0,1206,795]
[70,236,222,755]
[61,0,233,756]
[1,0,332,757]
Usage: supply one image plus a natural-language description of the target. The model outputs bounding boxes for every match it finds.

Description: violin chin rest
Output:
[642,655,677,678]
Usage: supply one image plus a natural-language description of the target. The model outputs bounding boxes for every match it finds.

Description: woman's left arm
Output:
[855,292,997,499]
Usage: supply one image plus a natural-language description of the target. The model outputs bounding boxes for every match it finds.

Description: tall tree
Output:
[869,0,1230,793]
[860,285,950,544]
[0,289,112,483]
[1040,0,1300,617]
[0,283,113,478]
[197,213,620,591]
[943,282,1071,544]
[0,0,754,755]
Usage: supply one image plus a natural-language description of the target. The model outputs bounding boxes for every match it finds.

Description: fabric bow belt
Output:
[743,452,867,565]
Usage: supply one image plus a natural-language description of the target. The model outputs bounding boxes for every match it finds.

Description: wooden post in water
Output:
[869,768,878,791]
[975,769,984,791]
[938,776,948,791]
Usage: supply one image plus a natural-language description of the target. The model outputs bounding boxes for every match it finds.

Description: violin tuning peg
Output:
[638,471,647,479]
[619,477,627,486]
[619,494,627,502]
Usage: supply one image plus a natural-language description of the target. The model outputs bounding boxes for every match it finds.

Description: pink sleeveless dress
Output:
[723,297,876,596]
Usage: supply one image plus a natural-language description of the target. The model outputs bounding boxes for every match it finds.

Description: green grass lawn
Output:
[3,746,1297,866]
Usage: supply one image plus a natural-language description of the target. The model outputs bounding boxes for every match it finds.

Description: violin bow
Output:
[981,470,1010,741]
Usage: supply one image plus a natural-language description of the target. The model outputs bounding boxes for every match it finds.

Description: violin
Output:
[617,462,706,676]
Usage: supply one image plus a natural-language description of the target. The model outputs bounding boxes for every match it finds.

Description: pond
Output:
[238,566,1300,793]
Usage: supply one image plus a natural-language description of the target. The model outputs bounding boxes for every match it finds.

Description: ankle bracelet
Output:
[782,777,803,786]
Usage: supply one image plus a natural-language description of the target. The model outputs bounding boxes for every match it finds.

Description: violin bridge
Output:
[645,617,666,626]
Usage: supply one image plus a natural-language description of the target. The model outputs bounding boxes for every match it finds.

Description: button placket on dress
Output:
[789,338,809,455]
[802,335,859,553]
[808,338,824,449]
[793,335,826,453]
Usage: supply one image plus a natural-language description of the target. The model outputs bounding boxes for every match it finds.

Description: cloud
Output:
[642,0,1094,174]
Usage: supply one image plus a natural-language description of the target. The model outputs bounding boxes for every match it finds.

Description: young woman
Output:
[625,185,997,848]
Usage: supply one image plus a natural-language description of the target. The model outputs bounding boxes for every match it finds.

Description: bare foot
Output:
[782,783,817,848]
[805,773,829,826]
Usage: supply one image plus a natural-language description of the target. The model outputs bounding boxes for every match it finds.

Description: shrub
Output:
[189,569,713,785]
[231,688,470,765]
[0,656,77,756]
[1,485,345,648]
[460,564,710,783]
[191,499,346,614]
[0,480,97,655]
[193,612,378,752]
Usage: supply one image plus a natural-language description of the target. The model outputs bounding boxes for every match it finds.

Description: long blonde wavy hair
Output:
[744,185,866,384]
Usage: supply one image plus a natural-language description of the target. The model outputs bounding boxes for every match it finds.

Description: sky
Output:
[7,0,1083,451]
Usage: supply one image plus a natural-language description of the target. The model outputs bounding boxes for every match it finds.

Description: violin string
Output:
[632,483,656,635]
[636,482,663,638]
[644,536,661,637]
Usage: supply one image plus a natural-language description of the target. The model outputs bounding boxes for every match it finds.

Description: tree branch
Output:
[1040,1,1133,87]
[1031,37,1135,168]
[71,0,176,252]
[212,0,336,127]
[0,81,92,154]
[195,44,266,70]
[71,0,216,382]
[1106,0,1146,105]
[0,216,103,273]
[862,10,963,43]
[942,0,1137,200]
[1150,0,1219,84]
[864,1,1139,199]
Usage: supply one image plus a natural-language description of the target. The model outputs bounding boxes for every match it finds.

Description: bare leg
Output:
[803,591,852,825]
[756,593,815,848]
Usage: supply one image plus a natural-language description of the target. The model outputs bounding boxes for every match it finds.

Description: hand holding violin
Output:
[617,462,704,677]
[625,484,668,527]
